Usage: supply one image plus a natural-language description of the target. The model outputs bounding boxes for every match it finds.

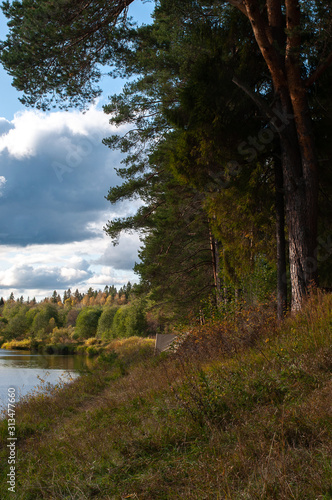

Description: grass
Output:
[0,293,331,499]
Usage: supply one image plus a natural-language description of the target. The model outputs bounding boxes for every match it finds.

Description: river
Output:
[0,348,90,410]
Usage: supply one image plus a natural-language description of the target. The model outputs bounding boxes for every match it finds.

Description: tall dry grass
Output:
[0,293,331,499]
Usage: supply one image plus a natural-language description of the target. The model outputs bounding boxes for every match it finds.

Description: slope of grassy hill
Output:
[0,293,331,499]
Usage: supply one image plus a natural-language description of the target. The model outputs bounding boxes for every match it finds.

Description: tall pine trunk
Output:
[241,0,319,311]
[279,125,318,310]
[209,225,222,306]
[274,156,287,318]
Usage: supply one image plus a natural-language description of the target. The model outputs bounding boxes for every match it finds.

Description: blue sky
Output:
[0,1,154,301]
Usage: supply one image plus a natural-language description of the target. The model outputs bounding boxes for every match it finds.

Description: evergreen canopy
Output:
[1,0,332,312]
[0,0,136,109]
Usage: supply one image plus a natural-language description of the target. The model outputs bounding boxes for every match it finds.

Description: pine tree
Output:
[1,0,331,310]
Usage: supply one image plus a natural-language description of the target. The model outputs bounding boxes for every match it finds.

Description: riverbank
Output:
[0,294,331,499]
[0,336,155,357]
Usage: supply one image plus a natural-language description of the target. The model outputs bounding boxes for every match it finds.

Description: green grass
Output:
[0,294,331,499]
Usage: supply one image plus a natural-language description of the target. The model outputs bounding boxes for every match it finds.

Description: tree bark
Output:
[209,225,222,306]
[274,155,287,318]
[237,0,319,311]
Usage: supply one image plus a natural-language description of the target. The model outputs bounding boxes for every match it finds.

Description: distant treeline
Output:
[0,283,162,346]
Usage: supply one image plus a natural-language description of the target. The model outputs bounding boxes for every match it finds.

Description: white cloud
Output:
[0,117,14,136]
[0,233,140,300]
[0,109,133,246]
[0,106,114,159]
[59,267,90,282]
[0,107,142,300]
[0,175,6,196]
[85,267,136,288]
[96,232,141,270]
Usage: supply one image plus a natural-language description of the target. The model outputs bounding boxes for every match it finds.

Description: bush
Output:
[50,326,75,344]
[111,306,129,338]
[75,307,102,339]
[2,310,30,340]
[31,304,61,335]
[111,301,148,339]
[1,338,34,350]
[96,306,119,340]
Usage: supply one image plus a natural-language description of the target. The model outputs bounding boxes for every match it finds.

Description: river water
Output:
[0,348,89,410]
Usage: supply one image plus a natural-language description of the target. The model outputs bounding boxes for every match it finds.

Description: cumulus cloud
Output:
[0,263,92,290]
[0,107,111,159]
[96,232,141,270]
[0,233,139,300]
[0,107,143,299]
[85,267,136,289]
[0,108,131,246]
[0,176,6,196]
[0,118,14,136]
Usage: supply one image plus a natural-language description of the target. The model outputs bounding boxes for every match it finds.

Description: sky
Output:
[0,1,154,301]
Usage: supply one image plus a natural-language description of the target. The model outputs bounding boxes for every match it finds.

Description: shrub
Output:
[96,306,119,340]
[31,304,60,335]
[75,307,102,339]
[2,310,30,340]
[111,306,129,338]
[50,326,75,344]
[1,338,40,350]
[112,301,148,339]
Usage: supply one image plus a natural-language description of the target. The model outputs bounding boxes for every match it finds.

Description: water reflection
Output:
[0,349,88,370]
[0,348,92,409]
